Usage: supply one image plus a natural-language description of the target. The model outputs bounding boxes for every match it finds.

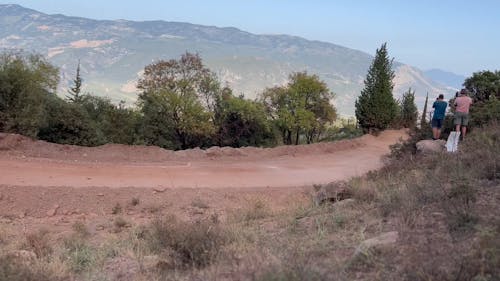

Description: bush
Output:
[37,95,100,146]
[63,236,96,273]
[24,229,52,258]
[470,97,500,128]
[0,255,65,281]
[0,52,59,138]
[111,203,122,215]
[147,215,228,268]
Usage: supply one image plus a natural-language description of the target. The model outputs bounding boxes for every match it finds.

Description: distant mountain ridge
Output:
[0,4,456,115]
[424,69,466,90]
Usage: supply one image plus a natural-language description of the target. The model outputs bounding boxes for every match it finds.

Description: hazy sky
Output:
[5,0,500,76]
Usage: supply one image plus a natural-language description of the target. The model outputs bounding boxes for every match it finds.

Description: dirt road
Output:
[0,130,405,189]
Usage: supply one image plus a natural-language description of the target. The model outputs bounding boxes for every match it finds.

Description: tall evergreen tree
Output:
[355,43,398,133]
[400,87,418,128]
[66,60,83,103]
[420,92,429,128]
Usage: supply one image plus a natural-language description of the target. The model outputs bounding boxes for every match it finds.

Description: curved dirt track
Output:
[0,130,406,189]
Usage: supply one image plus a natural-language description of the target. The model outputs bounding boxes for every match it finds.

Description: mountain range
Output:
[0,4,463,115]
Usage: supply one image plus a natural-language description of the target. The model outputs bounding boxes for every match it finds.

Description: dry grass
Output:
[24,228,52,258]
[111,202,122,215]
[146,215,229,269]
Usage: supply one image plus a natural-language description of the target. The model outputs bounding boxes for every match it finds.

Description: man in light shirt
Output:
[454,89,473,138]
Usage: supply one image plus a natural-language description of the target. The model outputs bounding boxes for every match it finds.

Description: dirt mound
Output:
[0,130,407,189]
[0,133,33,151]
[0,130,404,163]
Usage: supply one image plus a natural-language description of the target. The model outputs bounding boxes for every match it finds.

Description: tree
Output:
[216,89,274,147]
[80,95,141,145]
[261,72,336,145]
[137,53,216,149]
[0,52,59,137]
[462,70,500,127]
[421,92,429,128]
[38,94,99,146]
[355,43,398,133]
[400,87,418,128]
[66,60,84,103]
[463,70,500,102]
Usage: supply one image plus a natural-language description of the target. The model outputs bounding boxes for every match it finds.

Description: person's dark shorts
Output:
[431,118,443,129]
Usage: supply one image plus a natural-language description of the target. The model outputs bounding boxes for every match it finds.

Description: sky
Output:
[5,0,500,76]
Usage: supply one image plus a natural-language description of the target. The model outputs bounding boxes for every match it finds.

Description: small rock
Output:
[431,212,446,218]
[312,182,351,206]
[153,186,168,193]
[97,193,105,197]
[355,231,399,256]
[58,217,70,224]
[96,225,105,231]
[19,211,26,219]
[46,204,60,217]
[416,140,446,154]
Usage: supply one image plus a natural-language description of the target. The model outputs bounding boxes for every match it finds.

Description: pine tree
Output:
[67,60,83,103]
[355,43,398,133]
[420,92,429,128]
[400,87,418,128]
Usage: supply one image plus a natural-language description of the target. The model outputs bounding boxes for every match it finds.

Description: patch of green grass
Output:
[63,237,96,273]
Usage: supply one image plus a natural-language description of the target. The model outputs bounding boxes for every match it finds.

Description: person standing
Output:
[454,89,473,138]
[431,94,448,140]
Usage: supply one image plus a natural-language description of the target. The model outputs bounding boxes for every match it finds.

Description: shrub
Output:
[111,203,122,215]
[72,221,90,238]
[63,236,96,273]
[147,215,228,268]
[113,217,128,232]
[25,229,52,258]
[130,197,140,206]
[244,199,270,222]
[0,255,65,281]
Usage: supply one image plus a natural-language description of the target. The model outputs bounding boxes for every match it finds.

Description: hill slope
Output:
[0,4,455,114]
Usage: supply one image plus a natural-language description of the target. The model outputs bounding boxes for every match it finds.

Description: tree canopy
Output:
[355,43,398,132]
[399,87,418,129]
[261,72,336,145]
[0,52,59,137]
[463,70,500,102]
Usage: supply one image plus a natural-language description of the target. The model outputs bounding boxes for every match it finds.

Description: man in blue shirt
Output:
[431,94,448,140]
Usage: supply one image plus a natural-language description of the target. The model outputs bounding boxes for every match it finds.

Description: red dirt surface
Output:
[0,130,405,189]
[0,130,405,231]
